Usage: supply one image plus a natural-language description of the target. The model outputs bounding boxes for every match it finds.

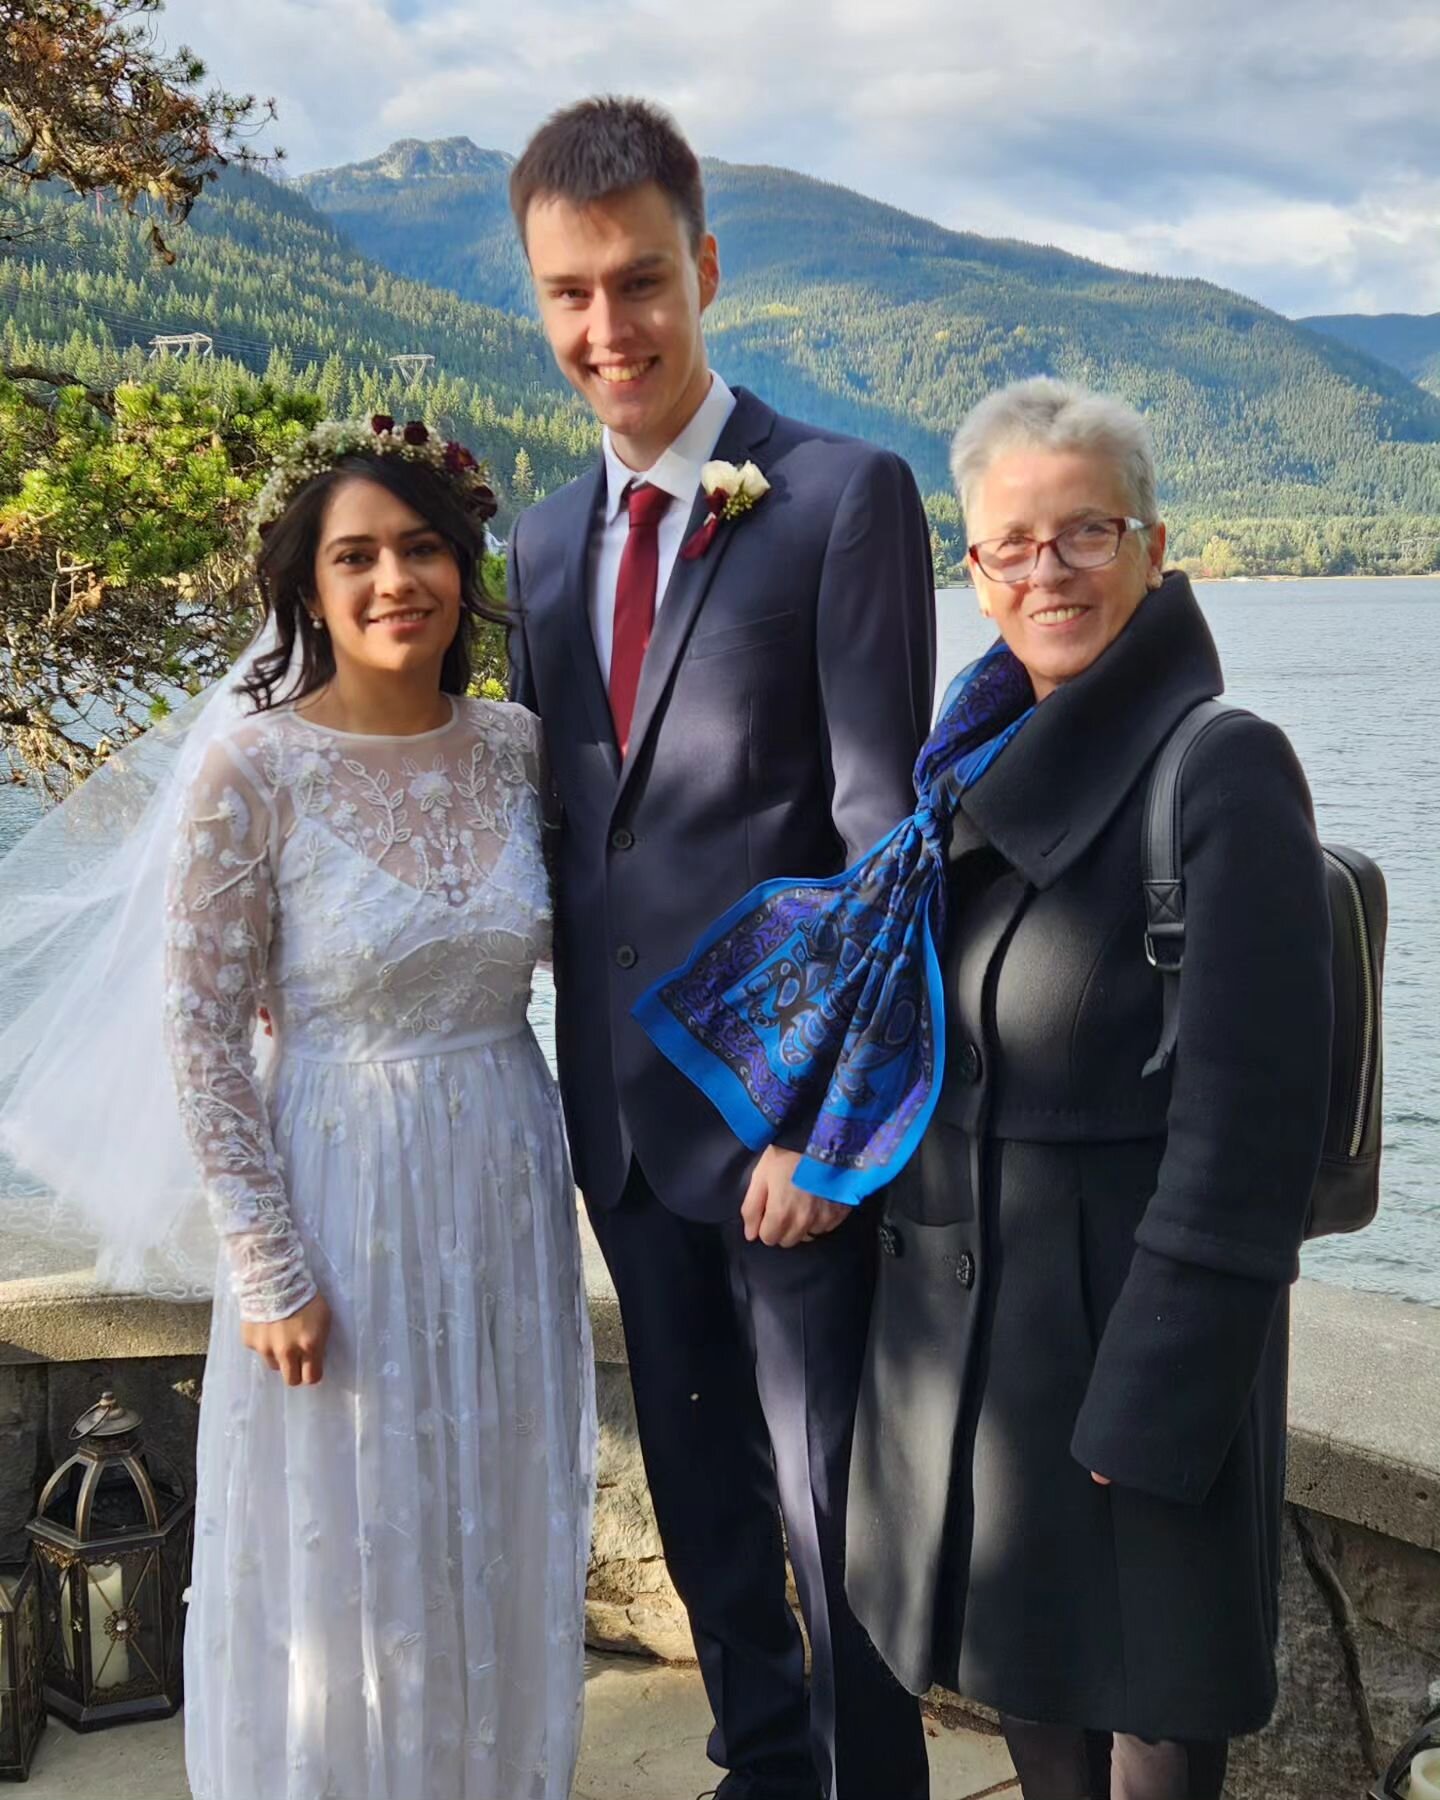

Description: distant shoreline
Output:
[1206,571,1440,583]
[941,572,1440,590]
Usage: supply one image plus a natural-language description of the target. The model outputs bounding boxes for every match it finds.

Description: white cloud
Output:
[936,179,1440,317]
[155,0,1440,316]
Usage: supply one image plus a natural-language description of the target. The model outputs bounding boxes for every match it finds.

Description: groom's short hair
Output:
[510,97,706,254]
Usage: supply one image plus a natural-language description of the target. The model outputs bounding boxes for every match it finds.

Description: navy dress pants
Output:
[587,1164,929,1800]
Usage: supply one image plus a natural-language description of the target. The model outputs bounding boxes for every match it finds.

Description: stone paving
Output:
[18,1651,1019,1799]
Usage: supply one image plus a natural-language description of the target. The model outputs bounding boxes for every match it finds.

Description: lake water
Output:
[2,578,1436,1304]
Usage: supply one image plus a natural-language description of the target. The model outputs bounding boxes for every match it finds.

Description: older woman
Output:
[637,379,1333,1800]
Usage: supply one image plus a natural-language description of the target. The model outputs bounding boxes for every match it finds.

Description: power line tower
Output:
[147,333,214,360]
[389,352,435,387]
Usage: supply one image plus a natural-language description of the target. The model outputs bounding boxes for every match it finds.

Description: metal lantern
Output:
[26,1391,193,1730]
[0,1557,45,1781]
[1369,1704,1440,1798]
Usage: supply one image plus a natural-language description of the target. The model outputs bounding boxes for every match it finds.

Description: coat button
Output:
[615,945,638,970]
[955,1251,975,1289]
[878,1223,901,1258]
[956,1041,983,1084]
[610,828,635,851]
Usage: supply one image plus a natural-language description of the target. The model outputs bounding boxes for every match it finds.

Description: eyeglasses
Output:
[968,516,1152,583]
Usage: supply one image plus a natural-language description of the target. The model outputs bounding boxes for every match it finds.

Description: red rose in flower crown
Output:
[371,414,395,435]
[402,421,430,446]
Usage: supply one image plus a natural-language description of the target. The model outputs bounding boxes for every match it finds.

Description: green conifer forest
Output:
[6,143,1440,579]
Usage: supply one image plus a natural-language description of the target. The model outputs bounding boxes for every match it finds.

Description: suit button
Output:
[956,1041,983,1084]
[878,1223,901,1258]
[610,828,635,851]
[956,1251,976,1289]
[615,945,638,970]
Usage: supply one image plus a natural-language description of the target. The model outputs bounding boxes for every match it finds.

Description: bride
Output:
[0,417,595,1800]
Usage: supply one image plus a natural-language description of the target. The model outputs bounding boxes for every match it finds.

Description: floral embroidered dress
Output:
[164,696,594,1800]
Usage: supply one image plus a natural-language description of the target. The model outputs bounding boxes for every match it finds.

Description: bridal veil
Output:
[0,628,277,1296]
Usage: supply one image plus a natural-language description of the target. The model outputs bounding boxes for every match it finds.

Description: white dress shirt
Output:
[588,371,738,686]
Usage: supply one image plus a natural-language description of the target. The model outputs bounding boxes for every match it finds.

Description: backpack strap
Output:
[1141,699,1234,1079]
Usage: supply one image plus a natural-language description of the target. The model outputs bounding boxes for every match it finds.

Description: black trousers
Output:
[587,1164,928,1800]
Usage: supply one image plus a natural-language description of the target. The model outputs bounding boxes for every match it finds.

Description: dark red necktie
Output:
[609,482,672,756]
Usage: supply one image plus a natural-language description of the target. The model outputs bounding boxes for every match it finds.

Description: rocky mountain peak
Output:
[300,137,511,190]
[375,137,510,180]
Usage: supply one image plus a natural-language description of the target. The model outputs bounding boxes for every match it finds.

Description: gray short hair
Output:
[950,378,1159,528]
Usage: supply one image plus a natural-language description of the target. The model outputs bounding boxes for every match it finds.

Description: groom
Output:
[507,97,934,1800]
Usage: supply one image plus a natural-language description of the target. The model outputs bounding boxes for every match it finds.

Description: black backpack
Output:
[1141,700,1387,1239]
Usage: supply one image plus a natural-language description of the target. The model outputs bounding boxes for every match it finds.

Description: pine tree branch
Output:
[3,365,116,417]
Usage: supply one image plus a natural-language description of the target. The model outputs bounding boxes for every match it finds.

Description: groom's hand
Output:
[742,1147,850,1249]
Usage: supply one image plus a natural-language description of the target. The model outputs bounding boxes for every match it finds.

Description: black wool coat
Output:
[845,574,1333,1740]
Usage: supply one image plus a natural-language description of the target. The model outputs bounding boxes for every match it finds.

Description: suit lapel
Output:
[552,462,621,779]
[616,389,778,807]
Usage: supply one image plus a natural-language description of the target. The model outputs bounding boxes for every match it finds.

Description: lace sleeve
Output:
[522,705,560,881]
[163,736,317,1324]
[509,703,557,961]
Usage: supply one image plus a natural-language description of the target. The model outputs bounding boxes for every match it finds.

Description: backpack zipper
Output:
[1323,847,1376,1158]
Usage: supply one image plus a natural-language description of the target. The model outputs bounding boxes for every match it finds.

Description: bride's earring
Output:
[309,612,327,632]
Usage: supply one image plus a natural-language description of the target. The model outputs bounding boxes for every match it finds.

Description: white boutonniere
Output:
[682,460,772,561]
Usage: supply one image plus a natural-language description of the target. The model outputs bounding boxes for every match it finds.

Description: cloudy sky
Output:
[162,0,1440,318]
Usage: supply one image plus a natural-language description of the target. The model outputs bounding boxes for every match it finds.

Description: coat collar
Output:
[959,571,1224,889]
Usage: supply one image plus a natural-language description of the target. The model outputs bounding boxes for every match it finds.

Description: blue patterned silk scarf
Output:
[633,641,1037,1205]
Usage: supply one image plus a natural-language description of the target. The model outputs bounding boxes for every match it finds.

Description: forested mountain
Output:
[1300,313,1440,398]
[5,142,1440,576]
[0,165,597,518]
[289,138,1440,575]
[298,138,531,314]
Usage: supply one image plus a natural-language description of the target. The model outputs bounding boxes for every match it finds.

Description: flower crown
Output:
[247,415,499,553]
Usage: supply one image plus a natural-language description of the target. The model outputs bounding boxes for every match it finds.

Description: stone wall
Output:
[0,1362,46,1562]
[584,1360,696,1664]
[0,1275,209,1560]
[0,1357,204,1561]
[4,1248,1440,1798]
[1228,1507,1440,1798]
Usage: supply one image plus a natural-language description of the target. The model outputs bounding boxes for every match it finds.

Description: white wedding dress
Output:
[164,695,594,1800]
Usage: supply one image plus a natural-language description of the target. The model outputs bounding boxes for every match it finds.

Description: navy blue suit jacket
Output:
[508,386,936,1218]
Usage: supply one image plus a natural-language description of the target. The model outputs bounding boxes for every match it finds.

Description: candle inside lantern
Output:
[1411,1749,1440,1800]
[87,1563,130,1691]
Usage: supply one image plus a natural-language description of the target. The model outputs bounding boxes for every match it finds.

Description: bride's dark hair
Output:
[241,453,508,714]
